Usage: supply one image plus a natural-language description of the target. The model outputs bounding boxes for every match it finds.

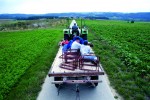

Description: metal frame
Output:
[79,55,100,71]
[51,80,102,84]
[59,49,80,70]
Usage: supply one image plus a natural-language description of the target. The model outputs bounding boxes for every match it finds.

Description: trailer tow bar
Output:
[57,84,61,96]
[75,84,80,100]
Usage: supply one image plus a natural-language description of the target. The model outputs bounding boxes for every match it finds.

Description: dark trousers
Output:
[72,30,79,36]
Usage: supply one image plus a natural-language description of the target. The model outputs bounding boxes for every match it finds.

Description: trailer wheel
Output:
[91,76,99,86]
[54,77,62,88]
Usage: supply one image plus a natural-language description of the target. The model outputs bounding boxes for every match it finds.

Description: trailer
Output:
[48,46,104,87]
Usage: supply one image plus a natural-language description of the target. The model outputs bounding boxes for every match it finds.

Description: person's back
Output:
[72,23,79,36]
[80,45,91,55]
[71,37,81,50]
[67,40,73,49]
[72,23,78,30]
[71,41,81,50]
[80,40,97,62]
[73,36,84,44]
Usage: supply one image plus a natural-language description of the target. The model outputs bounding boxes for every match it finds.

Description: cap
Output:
[84,40,88,45]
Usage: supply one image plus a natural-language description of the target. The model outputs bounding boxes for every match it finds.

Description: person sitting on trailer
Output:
[71,36,81,52]
[72,23,79,36]
[80,40,98,64]
[66,36,83,50]
[59,39,69,46]
[66,40,73,49]
[62,39,69,46]
[61,39,69,53]
[73,36,84,44]
[62,44,67,53]
[62,36,83,53]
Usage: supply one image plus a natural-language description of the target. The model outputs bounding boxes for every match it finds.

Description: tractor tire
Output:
[64,34,69,40]
[91,76,99,86]
[54,77,62,88]
[82,34,87,40]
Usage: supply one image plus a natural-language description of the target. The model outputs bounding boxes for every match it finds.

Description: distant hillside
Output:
[0,12,150,21]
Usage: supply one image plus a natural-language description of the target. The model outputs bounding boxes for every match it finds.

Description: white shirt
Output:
[71,41,81,50]
[80,45,93,55]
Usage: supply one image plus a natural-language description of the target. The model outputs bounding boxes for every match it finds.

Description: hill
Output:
[0,12,150,21]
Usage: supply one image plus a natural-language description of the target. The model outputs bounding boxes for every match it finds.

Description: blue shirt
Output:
[67,40,73,49]
[73,36,84,44]
[72,25,78,30]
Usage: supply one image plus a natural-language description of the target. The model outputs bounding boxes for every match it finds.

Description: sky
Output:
[0,0,150,14]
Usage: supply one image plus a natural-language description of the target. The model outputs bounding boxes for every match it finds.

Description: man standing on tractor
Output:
[72,23,79,37]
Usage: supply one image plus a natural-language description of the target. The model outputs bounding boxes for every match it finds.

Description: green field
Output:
[0,19,150,100]
[85,20,150,100]
[0,27,63,99]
